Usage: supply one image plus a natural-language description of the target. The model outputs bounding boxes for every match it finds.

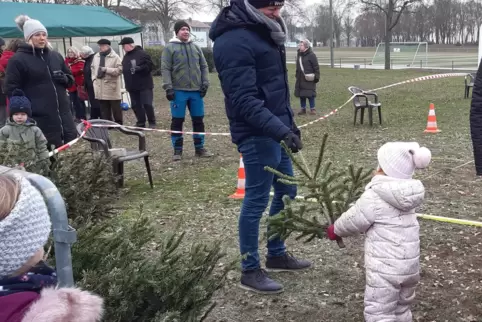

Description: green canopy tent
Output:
[0,2,142,38]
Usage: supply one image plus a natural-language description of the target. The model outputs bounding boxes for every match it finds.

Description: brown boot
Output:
[195,148,213,158]
[309,109,316,115]
[297,109,307,116]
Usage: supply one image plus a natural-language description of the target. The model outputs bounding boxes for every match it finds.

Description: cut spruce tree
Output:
[264,133,372,248]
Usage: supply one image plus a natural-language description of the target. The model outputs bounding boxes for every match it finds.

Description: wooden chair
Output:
[465,73,475,99]
[348,86,382,126]
[76,119,153,188]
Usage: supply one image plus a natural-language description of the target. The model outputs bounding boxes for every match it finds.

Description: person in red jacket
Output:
[0,39,22,127]
[65,47,86,122]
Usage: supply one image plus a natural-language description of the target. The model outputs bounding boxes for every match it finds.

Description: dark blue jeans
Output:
[238,136,297,271]
[300,97,315,110]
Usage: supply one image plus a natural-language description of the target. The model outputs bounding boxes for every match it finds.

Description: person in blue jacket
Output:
[210,0,311,294]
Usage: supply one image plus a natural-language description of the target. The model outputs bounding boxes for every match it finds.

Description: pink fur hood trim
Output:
[21,287,103,322]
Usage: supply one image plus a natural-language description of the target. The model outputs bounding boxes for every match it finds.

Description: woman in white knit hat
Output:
[0,174,104,321]
[326,142,432,322]
[4,15,77,149]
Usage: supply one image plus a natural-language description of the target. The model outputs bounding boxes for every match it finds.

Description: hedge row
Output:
[144,46,215,76]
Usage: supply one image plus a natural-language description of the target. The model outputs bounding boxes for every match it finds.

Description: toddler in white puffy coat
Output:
[327,142,432,322]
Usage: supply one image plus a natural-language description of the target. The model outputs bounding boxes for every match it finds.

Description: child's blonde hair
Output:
[0,175,20,220]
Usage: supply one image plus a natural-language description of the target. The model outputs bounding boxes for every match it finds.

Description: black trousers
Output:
[86,84,101,119]
[99,100,123,125]
[129,88,156,126]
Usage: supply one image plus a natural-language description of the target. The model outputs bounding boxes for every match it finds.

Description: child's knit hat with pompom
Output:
[377,142,432,179]
[9,89,32,118]
[15,15,48,42]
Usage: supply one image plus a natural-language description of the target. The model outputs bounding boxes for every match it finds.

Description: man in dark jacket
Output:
[120,37,156,128]
[5,15,76,148]
[210,0,310,294]
[80,46,101,119]
[471,65,482,176]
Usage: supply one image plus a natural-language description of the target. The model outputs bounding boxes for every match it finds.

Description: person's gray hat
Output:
[0,175,51,277]
[15,15,48,42]
[119,37,134,45]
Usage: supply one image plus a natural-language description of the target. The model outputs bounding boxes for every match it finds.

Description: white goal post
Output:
[371,42,429,67]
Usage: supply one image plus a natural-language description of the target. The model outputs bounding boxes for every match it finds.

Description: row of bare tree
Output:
[5,0,480,48]
[3,0,481,68]
[283,0,482,48]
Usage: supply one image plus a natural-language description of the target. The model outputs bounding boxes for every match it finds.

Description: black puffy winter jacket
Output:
[5,44,77,148]
[209,0,295,145]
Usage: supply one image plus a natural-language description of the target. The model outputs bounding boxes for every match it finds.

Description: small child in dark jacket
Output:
[0,89,49,169]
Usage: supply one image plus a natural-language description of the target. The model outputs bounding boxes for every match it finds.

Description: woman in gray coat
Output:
[295,39,320,115]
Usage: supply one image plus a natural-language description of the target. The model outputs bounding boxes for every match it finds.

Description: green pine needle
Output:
[265,134,373,248]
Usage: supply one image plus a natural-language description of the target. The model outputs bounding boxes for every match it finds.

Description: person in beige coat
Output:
[91,39,123,124]
[327,142,432,322]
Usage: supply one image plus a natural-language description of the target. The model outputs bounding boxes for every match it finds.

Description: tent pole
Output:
[140,32,144,47]
[62,38,67,56]
[69,37,72,46]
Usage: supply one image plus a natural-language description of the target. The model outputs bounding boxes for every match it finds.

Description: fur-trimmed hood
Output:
[13,287,103,322]
[169,37,192,44]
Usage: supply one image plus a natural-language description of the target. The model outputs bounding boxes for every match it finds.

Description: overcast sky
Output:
[190,0,322,22]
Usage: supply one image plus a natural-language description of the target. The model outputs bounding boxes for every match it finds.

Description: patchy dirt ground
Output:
[105,67,482,321]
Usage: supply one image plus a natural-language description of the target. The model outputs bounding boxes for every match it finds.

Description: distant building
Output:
[186,18,212,48]
[111,6,165,46]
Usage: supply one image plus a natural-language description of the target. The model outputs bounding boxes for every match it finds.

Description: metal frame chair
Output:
[76,119,153,188]
[0,166,76,287]
[348,86,382,126]
[465,73,475,99]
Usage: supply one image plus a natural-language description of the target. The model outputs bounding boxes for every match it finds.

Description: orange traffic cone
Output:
[229,155,245,199]
[424,103,441,133]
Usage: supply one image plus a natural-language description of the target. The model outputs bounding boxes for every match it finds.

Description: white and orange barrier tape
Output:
[89,72,468,136]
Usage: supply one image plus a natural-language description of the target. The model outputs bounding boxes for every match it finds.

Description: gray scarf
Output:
[243,0,287,46]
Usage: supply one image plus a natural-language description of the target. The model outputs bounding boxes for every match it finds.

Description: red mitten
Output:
[326,225,340,241]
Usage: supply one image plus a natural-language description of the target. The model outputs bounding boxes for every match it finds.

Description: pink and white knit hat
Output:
[377,142,432,179]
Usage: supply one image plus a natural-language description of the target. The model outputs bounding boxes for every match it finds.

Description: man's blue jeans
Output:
[238,136,297,271]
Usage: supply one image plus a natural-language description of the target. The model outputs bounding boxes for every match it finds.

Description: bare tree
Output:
[2,0,87,3]
[314,5,332,46]
[203,0,229,13]
[359,0,421,69]
[343,15,354,46]
[131,0,201,43]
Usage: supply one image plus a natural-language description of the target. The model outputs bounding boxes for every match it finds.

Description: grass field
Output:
[285,47,479,71]
[89,66,482,321]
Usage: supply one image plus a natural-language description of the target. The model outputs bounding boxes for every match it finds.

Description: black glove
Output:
[283,131,303,153]
[166,89,175,101]
[293,125,301,140]
[52,71,68,85]
[314,78,319,84]
[200,85,208,98]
